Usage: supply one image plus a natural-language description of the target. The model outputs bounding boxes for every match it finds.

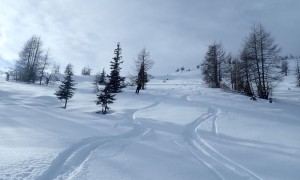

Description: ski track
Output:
[182,106,263,180]
[36,100,160,180]
[3,87,264,179]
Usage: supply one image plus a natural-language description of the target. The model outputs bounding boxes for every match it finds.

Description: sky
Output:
[0,0,299,75]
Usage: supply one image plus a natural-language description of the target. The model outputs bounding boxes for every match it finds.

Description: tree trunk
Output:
[213,48,219,88]
[254,35,263,98]
[64,99,68,109]
[102,105,107,114]
[39,70,44,85]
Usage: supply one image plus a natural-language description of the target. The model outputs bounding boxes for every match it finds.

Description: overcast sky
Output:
[0,0,299,75]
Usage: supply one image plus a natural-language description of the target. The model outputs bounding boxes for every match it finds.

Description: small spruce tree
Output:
[96,84,115,114]
[108,42,125,93]
[99,68,107,85]
[55,64,76,109]
[93,68,107,92]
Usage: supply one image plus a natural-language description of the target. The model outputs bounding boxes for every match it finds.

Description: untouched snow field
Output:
[0,68,300,179]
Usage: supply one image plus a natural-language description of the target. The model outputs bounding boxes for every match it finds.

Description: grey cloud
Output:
[0,0,299,75]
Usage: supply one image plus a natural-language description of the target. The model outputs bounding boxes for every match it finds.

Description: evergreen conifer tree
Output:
[55,64,76,109]
[108,42,125,93]
[93,68,107,92]
[99,68,107,85]
[96,84,115,114]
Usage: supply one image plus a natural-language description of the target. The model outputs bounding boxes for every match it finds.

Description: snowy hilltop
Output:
[0,65,300,180]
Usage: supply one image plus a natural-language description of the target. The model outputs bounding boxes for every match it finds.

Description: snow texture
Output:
[1,61,300,180]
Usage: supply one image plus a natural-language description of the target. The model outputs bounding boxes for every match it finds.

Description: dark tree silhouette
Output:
[99,68,107,85]
[45,63,60,86]
[242,24,281,99]
[135,48,154,90]
[38,50,50,85]
[107,42,125,93]
[5,72,10,81]
[296,61,300,87]
[96,85,115,114]
[93,68,107,92]
[81,66,92,75]
[16,35,44,83]
[281,60,288,76]
[55,64,76,109]
[201,42,226,88]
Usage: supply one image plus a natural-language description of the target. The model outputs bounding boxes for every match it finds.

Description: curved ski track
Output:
[182,103,263,180]
[36,100,160,180]
[21,91,263,180]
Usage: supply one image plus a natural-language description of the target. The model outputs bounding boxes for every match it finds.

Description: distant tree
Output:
[99,68,107,85]
[239,46,255,96]
[107,42,125,93]
[281,60,288,76]
[221,56,242,92]
[135,48,154,89]
[38,50,50,85]
[53,63,60,74]
[127,74,137,86]
[296,61,300,87]
[176,68,180,72]
[201,42,226,88]
[93,71,101,92]
[5,72,10,81]
[93,68,107,92]
[45,63,60,86]
[81,66,92,75]
[96,84,115,114]
[55,64,76,109]
[15,35,44,83]
[222,53,232,81]
[232,60,246,92]
[242,24,281,99]
[180,67,185,71]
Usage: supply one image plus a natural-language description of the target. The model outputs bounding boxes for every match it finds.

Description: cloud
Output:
[0,0,299,75]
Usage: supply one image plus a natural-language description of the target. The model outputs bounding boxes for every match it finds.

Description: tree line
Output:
[7,36,154,114]
[56,43,154,114]
[201,24,299,100]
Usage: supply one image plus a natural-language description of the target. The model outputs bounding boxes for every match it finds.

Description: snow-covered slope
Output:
[0,68,300,180]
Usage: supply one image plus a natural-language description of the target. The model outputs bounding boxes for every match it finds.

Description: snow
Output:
[0,66,300,180]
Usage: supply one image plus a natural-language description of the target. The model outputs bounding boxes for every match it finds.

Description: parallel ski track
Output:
[36,100,160,180]
[5,88,264,180]
[182,94,263,180]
